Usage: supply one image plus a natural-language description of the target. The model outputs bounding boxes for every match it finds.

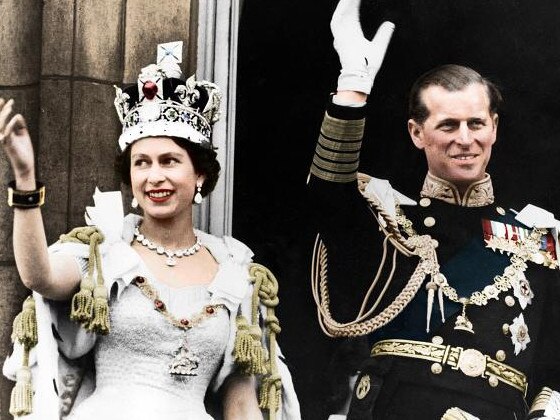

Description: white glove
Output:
[331,0,395,94]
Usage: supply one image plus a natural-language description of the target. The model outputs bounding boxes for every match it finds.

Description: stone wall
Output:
[0,1,197,417]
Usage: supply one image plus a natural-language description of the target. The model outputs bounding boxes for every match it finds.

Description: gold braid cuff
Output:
[232,263,282,420]
[370,339,527,396]
[309,112,364,183]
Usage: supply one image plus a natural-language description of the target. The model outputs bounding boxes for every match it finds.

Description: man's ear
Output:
[493,113,499,129]
[408,119,425,150]
[490,113,499,145]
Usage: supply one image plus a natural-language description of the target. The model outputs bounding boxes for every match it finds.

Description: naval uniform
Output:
[308,99,560,419]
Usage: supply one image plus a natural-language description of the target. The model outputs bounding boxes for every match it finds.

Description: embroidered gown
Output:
[3,210,301,420]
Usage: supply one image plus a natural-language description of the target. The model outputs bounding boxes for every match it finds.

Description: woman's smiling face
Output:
[129,136,202,220]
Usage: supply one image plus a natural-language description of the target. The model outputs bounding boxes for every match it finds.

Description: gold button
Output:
[424,216,436,228]
[420,197,431,207]
[431,336,444,345]
[496,206,506,216]
[355,374,371,400]
[502,323,510,335]
[504,296,515,307]
[488,374,499,387]
[431,362,442,374]
[432,239,439,248]
[495,350,506,362]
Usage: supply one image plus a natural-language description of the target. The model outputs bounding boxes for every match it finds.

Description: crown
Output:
[114,41,221,151]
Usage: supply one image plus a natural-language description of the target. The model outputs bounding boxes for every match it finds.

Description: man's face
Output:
[408,83,498,192]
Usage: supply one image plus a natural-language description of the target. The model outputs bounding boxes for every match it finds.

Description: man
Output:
[308,0,560,418]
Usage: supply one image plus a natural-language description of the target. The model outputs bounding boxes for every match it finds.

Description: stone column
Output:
[0,1,195,417]
[0,0,43,416]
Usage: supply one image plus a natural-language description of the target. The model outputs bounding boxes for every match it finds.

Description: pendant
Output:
[169,342,200,376]
[166,256,177,267]
[454,302,474,334]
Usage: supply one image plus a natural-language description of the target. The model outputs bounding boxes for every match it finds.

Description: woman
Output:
[1,50,299,419]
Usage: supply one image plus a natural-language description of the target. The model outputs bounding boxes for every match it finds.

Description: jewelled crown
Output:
[114,41,221,151]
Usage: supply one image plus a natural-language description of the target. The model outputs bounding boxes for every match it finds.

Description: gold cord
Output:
[311,172,440,337]
[9,296,38,417]
[232,263,283,420]
[60,226,110,334]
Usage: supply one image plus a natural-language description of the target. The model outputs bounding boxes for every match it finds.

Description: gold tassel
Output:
[233,316,268,375]
[61,226,110,333]
[9,366,33,417]
[87,285,110,334]
[11,296,38,348]
[259,374,282,413]
[70,275,94,323]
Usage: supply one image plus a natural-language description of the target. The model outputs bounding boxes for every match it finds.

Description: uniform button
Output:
[431,363,442,374]
[424,216,436,227]
[488,374,499,387]
[504,296,515,307]
[431,336,444,345]
[419,197,431,207]
[496,206,506,216]
[502,323,510,335]
[495,350,506,361]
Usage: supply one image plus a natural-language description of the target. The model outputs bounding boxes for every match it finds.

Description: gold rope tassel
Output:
[233,316,268,375]
[60,227,110,334]
[70,275,94,323]
[11,296,38,349]
[88,285,110,334]
[248,263,283,418]
[259,374,282,414]
[9,296,38,417]
[10,366,33,417]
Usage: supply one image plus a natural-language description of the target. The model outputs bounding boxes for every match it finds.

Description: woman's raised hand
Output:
[0,98,36,183]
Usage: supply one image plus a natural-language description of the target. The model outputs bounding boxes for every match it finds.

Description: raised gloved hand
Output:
[331,0,395,94]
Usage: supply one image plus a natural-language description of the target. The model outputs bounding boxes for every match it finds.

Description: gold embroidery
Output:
[420,172,494,207]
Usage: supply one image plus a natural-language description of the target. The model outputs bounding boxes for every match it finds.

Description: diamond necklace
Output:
[134,226,202,267]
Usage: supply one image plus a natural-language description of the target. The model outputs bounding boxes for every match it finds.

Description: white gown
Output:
[68,279,229,420]
[3,206,301,420]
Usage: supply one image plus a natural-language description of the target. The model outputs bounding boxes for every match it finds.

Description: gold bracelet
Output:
[7,181,45,208]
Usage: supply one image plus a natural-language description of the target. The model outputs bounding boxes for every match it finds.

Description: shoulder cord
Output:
[59,226,110,334]
[311,173,440,337]
[9,296,38,417]
[233,262,282,419]
[8,225,110,417]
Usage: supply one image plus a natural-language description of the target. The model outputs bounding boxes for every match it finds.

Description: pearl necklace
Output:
[134,226,202,267]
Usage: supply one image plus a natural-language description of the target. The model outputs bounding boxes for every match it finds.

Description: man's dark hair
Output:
[408,64,503,124]
[116,137,220,197]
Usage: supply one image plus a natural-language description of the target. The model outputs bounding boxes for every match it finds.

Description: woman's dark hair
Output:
[116,137,221,197]
[408,64,503,124]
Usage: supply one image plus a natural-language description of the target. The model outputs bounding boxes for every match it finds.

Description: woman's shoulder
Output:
[196,230,254,266]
